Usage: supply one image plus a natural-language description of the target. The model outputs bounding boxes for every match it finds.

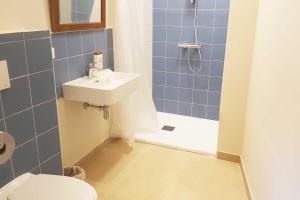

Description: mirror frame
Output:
[50,0,106,32]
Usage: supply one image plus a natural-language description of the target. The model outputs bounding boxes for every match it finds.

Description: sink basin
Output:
[63,72,140,105]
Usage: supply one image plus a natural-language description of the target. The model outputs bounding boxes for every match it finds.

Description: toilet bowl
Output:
[0,173,97,200]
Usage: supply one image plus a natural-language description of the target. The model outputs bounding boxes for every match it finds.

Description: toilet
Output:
[0,173,97,200]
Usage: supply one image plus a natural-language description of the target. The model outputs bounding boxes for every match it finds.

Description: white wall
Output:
[218,0,259,155]
[241,0,300,199]
[0,0,113,32]
[57,100,110,167]
[0,0,50,32]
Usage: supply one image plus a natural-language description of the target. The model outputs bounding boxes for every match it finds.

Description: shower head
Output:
[190,0,195,4]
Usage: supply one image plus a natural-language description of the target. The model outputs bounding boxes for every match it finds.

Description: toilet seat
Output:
[0,173,97,200]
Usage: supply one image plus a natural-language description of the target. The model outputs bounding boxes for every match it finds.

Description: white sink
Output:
[63,71,140,105]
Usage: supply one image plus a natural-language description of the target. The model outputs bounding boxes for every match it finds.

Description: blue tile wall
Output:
[51,29,114,98]
[0,31,62,187]
[153,0,230,121]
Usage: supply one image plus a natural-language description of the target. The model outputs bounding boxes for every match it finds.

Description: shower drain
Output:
[161,125,175,132]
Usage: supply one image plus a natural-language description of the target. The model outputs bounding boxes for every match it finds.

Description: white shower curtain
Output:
[110,0,158,141]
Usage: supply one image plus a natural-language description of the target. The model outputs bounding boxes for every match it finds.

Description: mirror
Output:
[50,0,106,32]
[60,0,101,24]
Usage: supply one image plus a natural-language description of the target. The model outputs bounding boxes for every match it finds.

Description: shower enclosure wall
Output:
[152,0,230,121]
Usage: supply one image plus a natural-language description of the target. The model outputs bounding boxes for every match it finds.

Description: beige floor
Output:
[79,140,248,200]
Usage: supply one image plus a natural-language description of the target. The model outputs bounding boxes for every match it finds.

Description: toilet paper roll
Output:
[0,131,15,165]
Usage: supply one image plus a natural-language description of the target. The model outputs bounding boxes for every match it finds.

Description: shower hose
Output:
[187,0,203,73]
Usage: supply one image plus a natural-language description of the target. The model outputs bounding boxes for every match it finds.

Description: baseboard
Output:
[76,137,112,165]
[217,151,241,163]
[240,157,253,200]
[217,152,252,200]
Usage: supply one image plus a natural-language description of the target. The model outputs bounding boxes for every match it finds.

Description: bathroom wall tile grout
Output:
[24,37,51,42]
[163,0,169,113]
[3,98,57,120]
[46,27,73,176]
[153,0,229,120]
[153,69,223,79]
[178,0,183,114]
[8,68,54,81]
[0,28,115,182]
[153,24,228,29]
[206,0,217,119]
[23,31,42,174]
[39,151,61,166]
[0,91,15,178]
[206,0,221,118]
[13,125,59,150]
[51,28,114,98]
[0,30,62,186]
[23,30,53,173]
[154,96,220,107]
[14,136,36,150]
[48,33,60,113]
[65,32,73,82]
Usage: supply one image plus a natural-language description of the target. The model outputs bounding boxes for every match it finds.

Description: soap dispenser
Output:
[88,51,104,79]
[88,63,99,79]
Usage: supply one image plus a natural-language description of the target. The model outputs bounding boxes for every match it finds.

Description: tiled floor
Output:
[136,112,219,156]
[79,140,248,200]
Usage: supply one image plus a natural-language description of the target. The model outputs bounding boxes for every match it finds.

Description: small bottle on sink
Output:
[93,51,103,70]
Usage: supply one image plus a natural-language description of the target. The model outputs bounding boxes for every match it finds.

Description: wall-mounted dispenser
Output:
[0,60,11,90]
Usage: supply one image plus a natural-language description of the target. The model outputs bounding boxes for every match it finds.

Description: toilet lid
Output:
[7,174,97,200]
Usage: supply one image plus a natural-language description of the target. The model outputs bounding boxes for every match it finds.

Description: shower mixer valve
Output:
[177,0,203,73]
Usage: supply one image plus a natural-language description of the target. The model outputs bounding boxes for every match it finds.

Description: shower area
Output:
[135,0,229,155]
